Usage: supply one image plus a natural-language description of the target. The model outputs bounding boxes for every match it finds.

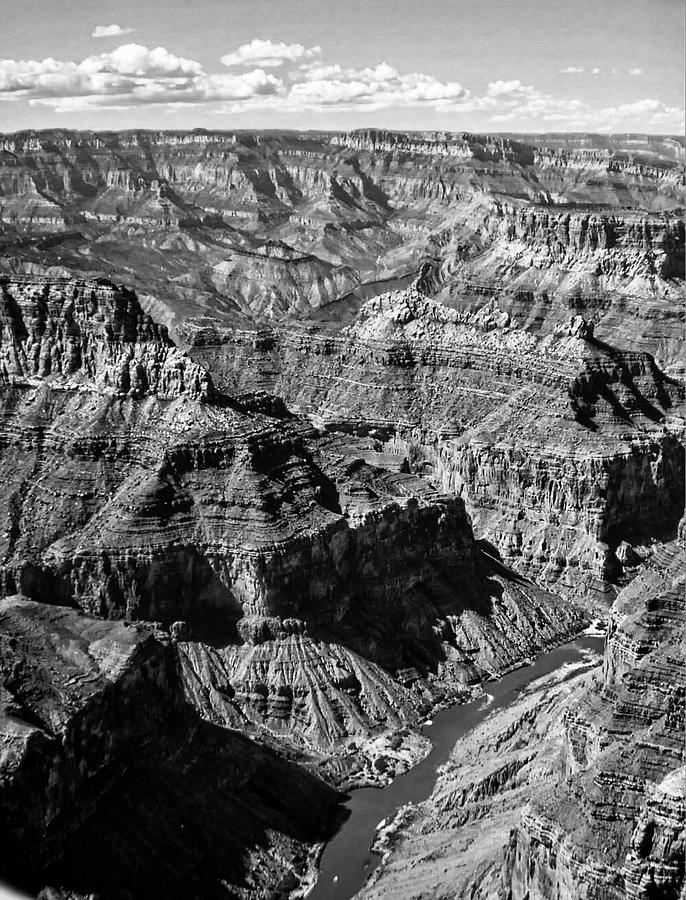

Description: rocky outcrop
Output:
[421,198,685,371]
[355,539,685,900]
[0,597,339,899]
[1,129,682,342]
[504,541,685,900]
[0,128,682,900]
[0,276,211,399]
[177,547,587,761]
[0,277,587,767]
[331,130,536,165]
[186,288,684,601]
[210,240,359,319]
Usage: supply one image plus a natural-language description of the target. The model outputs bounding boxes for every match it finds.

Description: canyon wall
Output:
[0,127,682,900]
[0,596,339,899]
[0,276,588,774]
[420,198,685,372]
[356,535,685,900]
[186,287,684,603]
[1,129,682,360]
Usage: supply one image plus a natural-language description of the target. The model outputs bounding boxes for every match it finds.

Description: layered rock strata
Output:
[209,239,359,319]
[186,288,684,601]
[420,197,685,371]
[0,597,338,899]
[505,539,685,900]
[0,129,682,340]
[0,276,586,763]
[0,275,211,397]
[355,538,685,900]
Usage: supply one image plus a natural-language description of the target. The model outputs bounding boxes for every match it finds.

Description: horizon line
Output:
[0,126,684,140]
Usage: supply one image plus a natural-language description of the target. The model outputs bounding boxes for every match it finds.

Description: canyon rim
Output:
[0,1,684,899]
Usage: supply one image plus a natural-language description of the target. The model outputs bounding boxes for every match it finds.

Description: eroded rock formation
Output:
[0,127,682,900]
[1,129,682,354]
[0,277,588,789]
[356,537,685,900]
[420,198,685,372]
[186,287,684,602]
[0,597,339,899]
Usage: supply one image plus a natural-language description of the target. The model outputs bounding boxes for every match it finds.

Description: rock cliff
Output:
[1,129,682,346]
[0,127,682,900]
[420,197,685,371]
[0,597,339,899]
[0,276,586,778]
[186,287,684,602]
[0,275,211,397]
[355,537,685,900]
[505,538,685,900]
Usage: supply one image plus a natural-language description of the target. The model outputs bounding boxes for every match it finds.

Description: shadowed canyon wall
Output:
[0,127,682,900]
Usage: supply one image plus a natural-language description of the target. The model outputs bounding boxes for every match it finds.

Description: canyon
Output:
[356,532,685,900]
[0,128,682,900]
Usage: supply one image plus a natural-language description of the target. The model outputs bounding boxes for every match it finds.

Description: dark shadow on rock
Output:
[311,561,501,677]
[476,542,531,587]
[3,653,342,900]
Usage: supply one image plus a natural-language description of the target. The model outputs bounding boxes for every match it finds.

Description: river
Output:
[307,271,418,326]
[307,635,604,900]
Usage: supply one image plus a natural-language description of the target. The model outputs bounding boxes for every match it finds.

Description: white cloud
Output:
[92,24,136,38]
[559,66,583,74]
[0,44,203,98]
[486,79,584,123]
[221,39,320,68]
[591,67,602,75]
[0,44,284,110]
[288,63,471,109]
[487,79,537,97]
[629,67,643,76]
[0,39,681,129]
[84,44,202,76]
[39,69,283,111]
[596,98,683,127]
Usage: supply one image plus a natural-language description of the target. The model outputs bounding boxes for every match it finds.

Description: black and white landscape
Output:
[0,3,683,899]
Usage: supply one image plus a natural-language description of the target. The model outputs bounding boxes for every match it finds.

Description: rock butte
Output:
[0,128,683,900]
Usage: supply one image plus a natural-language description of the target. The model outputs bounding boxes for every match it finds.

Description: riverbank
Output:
[305,636,605,900]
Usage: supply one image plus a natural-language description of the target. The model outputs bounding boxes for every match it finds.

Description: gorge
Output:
[0,127,682,900]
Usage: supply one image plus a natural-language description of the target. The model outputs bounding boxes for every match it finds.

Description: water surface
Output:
[308,636,604,900]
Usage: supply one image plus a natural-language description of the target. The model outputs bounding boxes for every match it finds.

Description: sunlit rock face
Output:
[0,275,591,897]
[0,277,586,775]
[0,276,211,398]
[354,537,685,900]
[0,126,682,900]
[504,540,685,900]
[419,197,685,373]
[0,129,682,357]
[185,287,684,603]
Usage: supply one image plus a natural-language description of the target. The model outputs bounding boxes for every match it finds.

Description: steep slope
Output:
[507,536,685,900]
[0,129,682,343]
[356,536,685,900]
[0,128,682,900]
[209,240,359,318]
[0,597,338,900]
[0,275,586,767]
[420,197,685,372]
[186,287,684,603]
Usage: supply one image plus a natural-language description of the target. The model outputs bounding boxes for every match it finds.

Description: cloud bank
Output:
[0,37,681,131]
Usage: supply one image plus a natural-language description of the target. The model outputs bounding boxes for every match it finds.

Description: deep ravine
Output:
[308,635,604,900]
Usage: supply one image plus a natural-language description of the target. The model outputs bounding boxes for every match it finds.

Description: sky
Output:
[0,0,683,134]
